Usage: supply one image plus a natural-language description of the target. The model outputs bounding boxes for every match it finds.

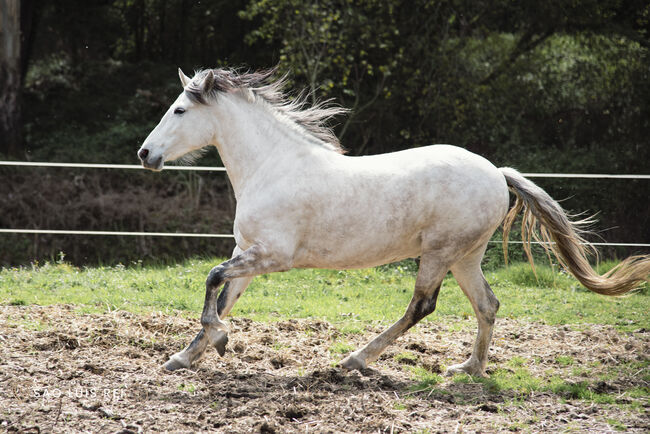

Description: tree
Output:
[0,0,22,157]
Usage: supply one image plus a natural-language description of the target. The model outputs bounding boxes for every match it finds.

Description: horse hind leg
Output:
[446,246,500,377]
[340,252,449,370]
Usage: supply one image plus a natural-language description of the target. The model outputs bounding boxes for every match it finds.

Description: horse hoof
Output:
[214,334,229,357]
[163,353,191,371]
[445,362,485,377]
[339,353,366,371]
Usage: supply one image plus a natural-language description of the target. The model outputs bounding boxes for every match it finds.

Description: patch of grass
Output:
[601,360,649,383]
[555,355,574,366]
[498,262,573,289]
[508,356,527,368]
[460,366,634,405]
[9,299,26,306]
[408,366,444,393]
[328,341,354,355]
[394,351,418,364]
[0,259,648,332]
[482,366,542,396]
[545,377,616,404]
[626,387,649,399]
[606,419,627,431]
[8,315,50,331]
[337,322,365,335]
[177,383,196,393]
[272,342,289,351]
[570,366,591,377]
[452,373,475,384]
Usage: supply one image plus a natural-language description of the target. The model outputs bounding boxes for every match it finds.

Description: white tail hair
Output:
[500,167,650,296]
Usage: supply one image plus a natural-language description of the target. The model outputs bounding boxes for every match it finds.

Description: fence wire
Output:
[1,161,648,246]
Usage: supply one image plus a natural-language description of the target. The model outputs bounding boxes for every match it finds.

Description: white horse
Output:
[138,68,649,376]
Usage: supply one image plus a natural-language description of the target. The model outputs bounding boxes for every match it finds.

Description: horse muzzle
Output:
[138,148,164,171]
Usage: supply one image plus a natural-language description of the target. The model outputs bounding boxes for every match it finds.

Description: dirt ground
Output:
[0,305,647,433]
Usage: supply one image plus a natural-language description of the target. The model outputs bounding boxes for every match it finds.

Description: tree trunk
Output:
[0,0,22,157]
[20,0,36,81]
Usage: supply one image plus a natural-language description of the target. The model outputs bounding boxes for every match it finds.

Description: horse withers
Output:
[138,67,650,376]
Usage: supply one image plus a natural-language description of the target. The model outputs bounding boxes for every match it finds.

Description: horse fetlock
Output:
[200,315,229,332]
[163,351,192,371]
[339,351,367,371]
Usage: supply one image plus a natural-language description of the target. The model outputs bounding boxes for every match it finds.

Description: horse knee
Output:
[478,304,497,325]
[206,266,226,289]
[492,295,500,313]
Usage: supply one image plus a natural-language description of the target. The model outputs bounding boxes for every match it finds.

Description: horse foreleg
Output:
[163,279,231,371]
[340,254,448,370]
[164,275,253,370]
[163,244,287,371]
[446,248,500,377]
[208,246,256,354]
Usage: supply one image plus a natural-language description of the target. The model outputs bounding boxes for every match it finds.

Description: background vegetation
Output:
[1,0,649,265]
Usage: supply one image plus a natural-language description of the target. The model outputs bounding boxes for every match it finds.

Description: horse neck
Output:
[211,94,324,198]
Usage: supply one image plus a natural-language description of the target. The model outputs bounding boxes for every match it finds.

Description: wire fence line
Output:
[1,229,648,247]
[0,161,226,172]
[1,161,648,247]
[1,160,649,178]
[0,229,234,238]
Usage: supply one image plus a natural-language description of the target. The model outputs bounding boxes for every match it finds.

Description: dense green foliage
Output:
[2,0,648,265]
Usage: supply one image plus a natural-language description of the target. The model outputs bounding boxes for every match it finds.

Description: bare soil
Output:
[1,305,647,433]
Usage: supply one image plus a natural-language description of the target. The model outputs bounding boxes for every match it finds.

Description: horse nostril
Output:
[138,148,149,160]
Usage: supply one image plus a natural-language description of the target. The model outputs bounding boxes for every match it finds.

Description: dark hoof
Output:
[215,334,229,357]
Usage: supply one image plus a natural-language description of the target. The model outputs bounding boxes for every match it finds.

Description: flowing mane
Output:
[185,68,348,153]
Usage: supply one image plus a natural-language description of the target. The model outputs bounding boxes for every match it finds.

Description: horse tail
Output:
[499,167,650,296]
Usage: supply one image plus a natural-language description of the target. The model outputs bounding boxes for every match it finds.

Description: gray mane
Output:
[185,68,348,153]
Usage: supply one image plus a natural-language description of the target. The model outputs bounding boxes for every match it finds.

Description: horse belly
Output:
[293,224,424,270]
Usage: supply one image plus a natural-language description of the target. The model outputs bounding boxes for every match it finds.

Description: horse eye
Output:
[174,107,186,115]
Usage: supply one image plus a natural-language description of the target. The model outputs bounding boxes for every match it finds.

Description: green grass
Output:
[555,355,575,366]
[394,351,419,364]
[546,378,615,404]
[1,258,647,332]
[408,366,444,392]
[441,360,646,406]
[606,418,628,431]
[445,370,622,405]
[328,340,355,355]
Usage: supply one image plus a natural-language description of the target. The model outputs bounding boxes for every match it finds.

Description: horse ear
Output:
[203,70,216,93]
[178,68,191,87]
